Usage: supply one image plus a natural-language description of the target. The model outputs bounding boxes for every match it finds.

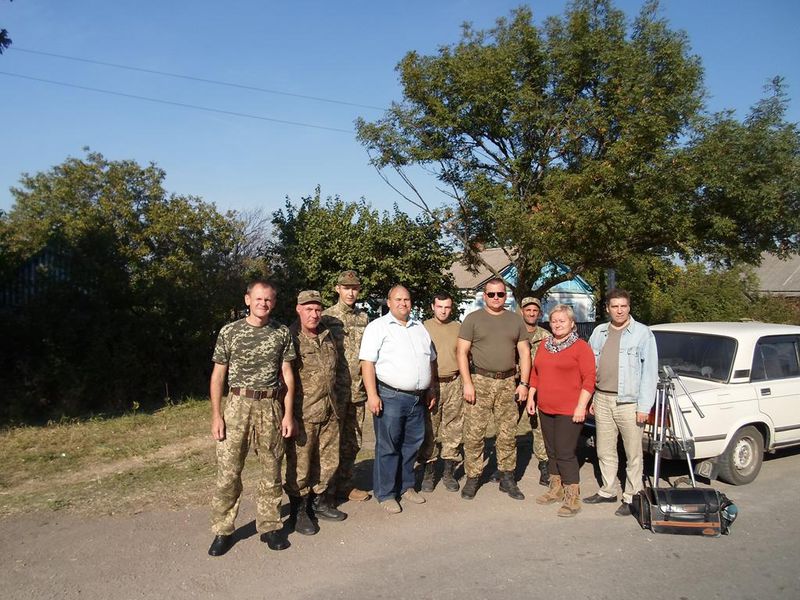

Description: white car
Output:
[648,322,800,485]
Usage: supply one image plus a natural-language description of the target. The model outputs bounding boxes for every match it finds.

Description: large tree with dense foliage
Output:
[268,189,459,321]
[0,151,258,422]
[356,0,800,301]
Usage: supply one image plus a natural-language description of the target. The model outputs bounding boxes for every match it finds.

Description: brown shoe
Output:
[557,483,582,517]
[401,488,426,504]
[379,499,402,514]
[535,474,564,505]
[347,487,371,502]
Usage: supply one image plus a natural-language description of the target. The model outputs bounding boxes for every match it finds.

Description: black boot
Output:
[499,471,525,500]
[292,496,317,536]
[441,459,459,492]
[208,534,233,556]
[261,529,290,551]
[538,460,550,487]
[420,462,436,492]
[312,493,347,521]
[489,469,501,483]
[461,477,480,500]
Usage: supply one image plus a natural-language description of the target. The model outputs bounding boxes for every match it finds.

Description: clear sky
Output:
[1,0,798,217]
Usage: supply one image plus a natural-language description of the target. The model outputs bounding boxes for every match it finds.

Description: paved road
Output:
[2,443,799,600]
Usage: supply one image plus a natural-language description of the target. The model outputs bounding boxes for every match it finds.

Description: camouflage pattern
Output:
[514,326,552,461]
[321,302,369,406]
[212,318,296,388]
[210,317,295,535]
[285,322,340,497]
[332,401,366,490]
[211,394,285,535]
[321,301,369,491]
[285,416,340,497]
[288,323,338,423]
[463,373,518,478]
[418,377,464,462]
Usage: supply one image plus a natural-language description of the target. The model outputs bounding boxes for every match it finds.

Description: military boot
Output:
[460,477,480,500]
[441,459,460,492]
[538,460,550,487]
[292,496,317,536]
[420,462,436,493]
[557,484,582,518]
[535,474,564,505]
[498,471,525,500]
[312,493,347,522]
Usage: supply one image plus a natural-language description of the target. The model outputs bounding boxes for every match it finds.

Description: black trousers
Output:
[539,411,583,485]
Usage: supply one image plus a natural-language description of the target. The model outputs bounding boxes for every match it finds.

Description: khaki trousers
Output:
[593,391,645,503]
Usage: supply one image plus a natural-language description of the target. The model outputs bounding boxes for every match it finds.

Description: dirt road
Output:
[3,442,799,600]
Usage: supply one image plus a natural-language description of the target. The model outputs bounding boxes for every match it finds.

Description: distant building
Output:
[754,252,800,298]
[448,248,596,322]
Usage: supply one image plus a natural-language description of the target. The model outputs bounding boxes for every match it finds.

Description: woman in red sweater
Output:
[526,304,595,517]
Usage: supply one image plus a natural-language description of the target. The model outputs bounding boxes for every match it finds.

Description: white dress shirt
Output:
[359,311,436,392]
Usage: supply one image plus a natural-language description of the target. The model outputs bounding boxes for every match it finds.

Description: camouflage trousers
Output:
[514,403,548,462]
[211,394,284,535]
[331,399,365,492]
[463,374,518,479]
[285,414,340,498]
[418,376,464,463]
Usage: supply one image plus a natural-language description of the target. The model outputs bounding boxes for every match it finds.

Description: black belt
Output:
[229,386,279,400]
[436,373,459,383]
[377,380,426,396]
[471,367,516,380]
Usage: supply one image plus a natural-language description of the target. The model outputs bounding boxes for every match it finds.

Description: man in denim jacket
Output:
[585,289,658,516]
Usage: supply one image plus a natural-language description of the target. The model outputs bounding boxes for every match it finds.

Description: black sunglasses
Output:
[485,291,506,298]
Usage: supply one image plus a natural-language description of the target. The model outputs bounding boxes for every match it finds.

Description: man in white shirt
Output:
[359,285,437,514]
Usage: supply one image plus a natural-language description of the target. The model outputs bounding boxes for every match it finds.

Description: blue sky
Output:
[2,0,798,217]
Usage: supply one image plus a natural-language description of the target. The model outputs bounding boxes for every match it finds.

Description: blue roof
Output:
[501,263,593,295]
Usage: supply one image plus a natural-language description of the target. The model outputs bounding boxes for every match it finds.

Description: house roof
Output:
[754,253,800,297]
[449,248,513,289]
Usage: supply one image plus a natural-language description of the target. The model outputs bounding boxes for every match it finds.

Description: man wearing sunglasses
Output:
[457,278,531,501]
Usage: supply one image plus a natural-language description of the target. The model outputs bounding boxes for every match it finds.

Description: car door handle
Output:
[761,388,771,396]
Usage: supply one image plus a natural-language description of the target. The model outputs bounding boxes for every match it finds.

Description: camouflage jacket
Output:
[212,318,296,389]
[320,301,369,403]
[289,322,338,423]
[528,326,552,363]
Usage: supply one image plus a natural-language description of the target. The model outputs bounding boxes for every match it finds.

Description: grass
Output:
[0,398,376,518]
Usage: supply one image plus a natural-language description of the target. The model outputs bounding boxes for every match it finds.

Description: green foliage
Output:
[357,1,800,301]
[614,257,800,325]
[268,188,459,321]
[0,151,253,423]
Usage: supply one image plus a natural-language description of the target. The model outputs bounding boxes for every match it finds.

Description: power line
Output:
[0,71,354,134]
[10,47,386,112]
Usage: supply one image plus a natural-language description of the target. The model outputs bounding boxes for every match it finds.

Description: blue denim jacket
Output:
[588,316,658,412]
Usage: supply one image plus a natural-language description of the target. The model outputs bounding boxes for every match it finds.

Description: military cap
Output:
[297,290,323,305]
[336,270,361,286]
[520,297,542,309]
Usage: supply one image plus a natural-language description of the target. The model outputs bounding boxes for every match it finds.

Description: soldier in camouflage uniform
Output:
[208,280,296,556]
[320,270,371,502]
[520,297,552,486]
[285,290,347,536]
[418,293,464,492]
[457,278,531,501]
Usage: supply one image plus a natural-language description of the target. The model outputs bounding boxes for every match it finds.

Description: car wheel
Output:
[717,426,764,485]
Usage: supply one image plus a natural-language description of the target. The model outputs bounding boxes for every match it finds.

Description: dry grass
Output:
[0,399,375,518]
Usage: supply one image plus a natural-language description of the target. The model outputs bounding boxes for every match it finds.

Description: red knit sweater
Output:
[529,339,596,416]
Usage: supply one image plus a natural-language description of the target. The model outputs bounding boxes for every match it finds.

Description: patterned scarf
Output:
[544,331,579,353]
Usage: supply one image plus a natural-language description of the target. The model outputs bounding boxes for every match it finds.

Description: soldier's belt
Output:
[436,373,459,383]
[377,380,427,396]
[471,367,516,380]
[229,386,279,400]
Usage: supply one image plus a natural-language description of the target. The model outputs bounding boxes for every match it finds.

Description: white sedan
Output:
[648,321,800,485]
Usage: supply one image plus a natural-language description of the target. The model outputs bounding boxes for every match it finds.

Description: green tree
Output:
[0,151,252,422]
[356,1,800,302]
[268,189,459,321]
[1,1,13,55]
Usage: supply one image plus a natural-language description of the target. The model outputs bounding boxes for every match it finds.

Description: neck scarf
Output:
[544,331,579,353]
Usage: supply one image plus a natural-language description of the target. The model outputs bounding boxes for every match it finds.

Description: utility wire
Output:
[0,71,354,134]
[10,47,386,111]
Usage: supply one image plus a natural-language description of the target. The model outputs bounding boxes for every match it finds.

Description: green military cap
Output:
[336,270,361,286]
[297,290,323,305]
[520,296,542,309]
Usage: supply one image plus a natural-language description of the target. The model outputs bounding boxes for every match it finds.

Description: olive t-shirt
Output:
[459,309,528,372]
[424,318,461,377]
[596,325,622,393]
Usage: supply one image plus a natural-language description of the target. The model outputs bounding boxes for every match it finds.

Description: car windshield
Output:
[654,332,737,383]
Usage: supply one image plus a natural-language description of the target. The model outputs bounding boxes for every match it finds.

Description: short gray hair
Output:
[549,303,576,324]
